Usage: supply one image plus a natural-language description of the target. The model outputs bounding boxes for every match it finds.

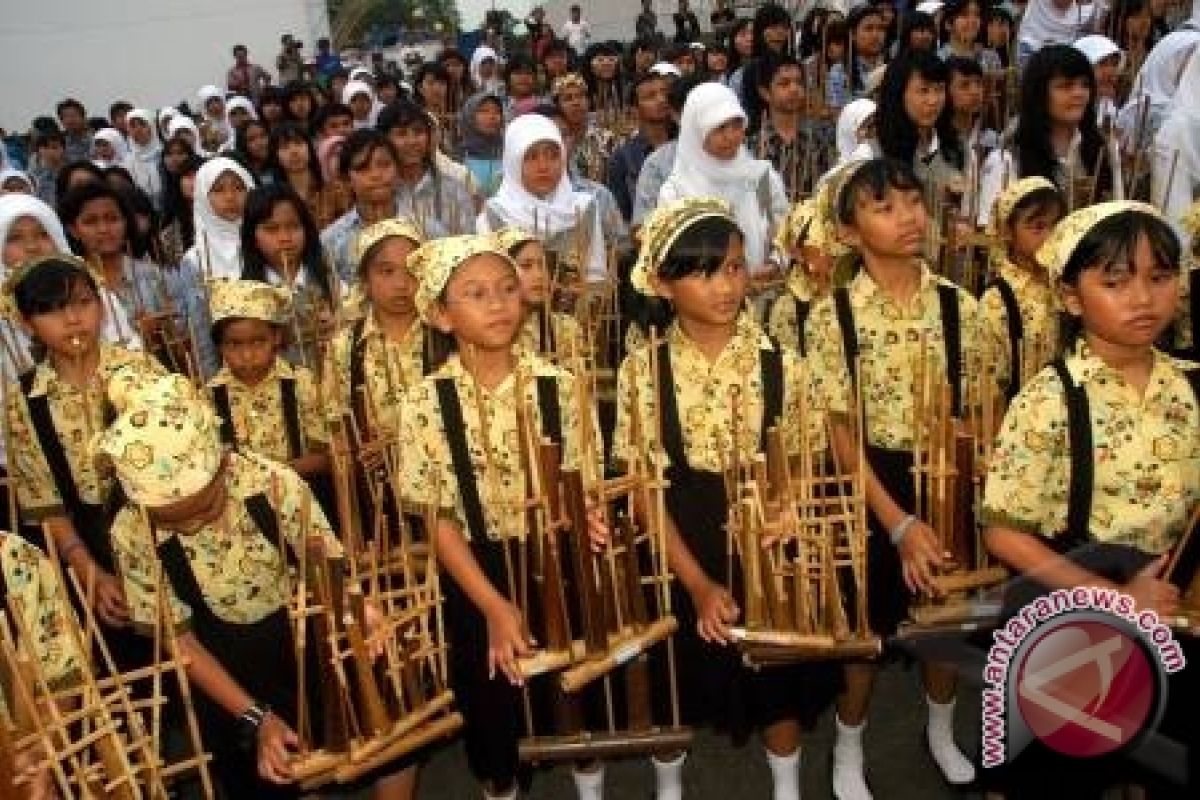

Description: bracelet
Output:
[889,514,917,547]
[238,701,270,729]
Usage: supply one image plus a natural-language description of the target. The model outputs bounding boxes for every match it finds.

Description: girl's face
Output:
[764,23,791,52]
[987,17,1011,48]
[349,93,373,120]
[1094,54,1120,96]
[388,125,431,168]
[676,54,697,75]
[1124,10,1152,43]
[71,197,127,258]
[261,100,284,123]
[1007,208,1059,262]
[277,138,310,174]
[378,84,399,105]
[654,235,748,327]
[707,51,729,74]
[949,3,982,42]
[205,98,225,118]
[840,185,929,259]
[798,244,834,289]
[24,279,103,358]
[94,140,115,162]
[827,40,847,62]
[363,237,419,318]
[1047,74,1092,126]
[521,141,565,196]
[509,70,537,98]
[254,200,305,270]
[420,74,448,106]
[129,117,153,146]
[949,71,984,115]
[512,240,549,306]
[348,146,399,205]
[854,14,888,58]
[910,28,936,50]
[245,125,270,162]
[434,254,522,352]
[445,59,466,82]
[734,25,754,57]
[703,117,746,161]
[218,318,282,385]
[903,73,946,130]
[558,85,590,126]
[478,59,498,81]
[288,94,314,119]
[229,107,252,130]
[1062,234,1179,351]
[475,101,504,135]
[3,216,56,268]
[593,55,620,81]
[635,48,657,73]
[208,171,249,222]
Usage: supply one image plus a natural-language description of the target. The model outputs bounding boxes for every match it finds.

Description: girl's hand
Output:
[1124,554,1180,617]
[257,713,299,784]
[897,522,947,597]
[485,600,535,686]
[93,570,131,628]
[691,580,740,645]
[584,497,609,553]
[363,600,387,659]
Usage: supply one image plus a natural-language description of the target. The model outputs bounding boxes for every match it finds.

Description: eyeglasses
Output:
[444,282,521,307]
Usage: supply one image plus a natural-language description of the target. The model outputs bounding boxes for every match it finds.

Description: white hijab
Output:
[1117,28,1200,145]
[1017,0,1099,50]
[470,46,503,93]
[1153,46,1200,219]
[167,116,206,156]
[225,96,258,127]
[92,128,129,169]
[487,114,606,281]
[125,108,164,206]
[660,82,774,266]
[126,108,162,160]
[192,157,255,279]
[342,80,382,129]
[836,99,877,165]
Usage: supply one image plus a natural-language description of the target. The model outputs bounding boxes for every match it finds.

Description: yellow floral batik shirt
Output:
[981,343,1200,554]
[0,531,84,703]
[767,268,821,351]
[323,313,429,436]
[979,260,1058,395]
[207,358,327,463]
[612,313,826,474]
[806,262,983,451]
[517,310,584,361]
[112,452,342,632]
[6,344,165,520]
[398,353,601,542]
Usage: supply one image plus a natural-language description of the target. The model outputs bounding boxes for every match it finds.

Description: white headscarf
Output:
[1073,34,1121,66]
[1153,46,1200,225]
[1017,0,1100,50]
[92,128,129,169]
[342,80,382,128]
[126,108,161,159]
[470,46,503,92]
[486,114,606,281]
[836,99,877,165]
[192,157,254,279]
[660,82,775,266]
[1116,28,1200,145]
[125,108,164,206]
[166,116,205,155]
[225,96,258,128]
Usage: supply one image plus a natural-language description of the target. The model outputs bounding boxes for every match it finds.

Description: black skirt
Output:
[863,447,915,638]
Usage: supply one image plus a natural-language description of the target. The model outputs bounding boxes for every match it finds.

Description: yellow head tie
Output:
[631,197,735,297]
[491,227,540,257]
[1036,200,1165,284]
[1181,201,1200,241]
[207,278,293,325]
[0,254,93,322]
[551,73,588,98]
[409,234,518,323]
[351,218,426,271]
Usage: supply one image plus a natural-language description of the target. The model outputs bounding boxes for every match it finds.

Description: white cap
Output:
[1073,34,1122,67]
[649,62,682,77]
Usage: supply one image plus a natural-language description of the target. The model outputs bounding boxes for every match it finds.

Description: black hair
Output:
[103,166,136,191]
[751,3,795,59]
[54,161,106,210]
[504,54,538,85]
[728,18,756,69]
[582,42,627,107]
[756,52,803,89]
[414,62,450,108]
[846,5,886,91]
[211,316,284,348]
[267,122,324,189]
[31,116,61,136]
[109,100,133,121]
[34,129,65,150]
[945,54,984,80]
[1058,209,1180,347]
[940,0,984,45]
[161,152,203,249]
[1014,45,1105,190]
[375,99,433,136]
[547,38,575,59]
[312,101,353,138]
[835,158,926,225]
[257,86,285,115]
[56,98,86,119]
[117,183,162,261]
[283,82,318,123]
[239,183,333,303]
[14,257,99,319]
[669,73,704,114]
[897,11,937,54]
[57,181,136,258]
[877,51,964,170]
[234,119,272,172]
[338,128,399,177]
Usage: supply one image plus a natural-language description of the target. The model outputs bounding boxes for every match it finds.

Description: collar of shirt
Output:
[667,311,772,370]
[434,350,552,400]
[28,342,127,398]
[209,356,295,389]
[356,310,422,348]
[847,260,940,319]
[918,131,942,164]
[997,258,1052,298]
[1065,340,1193,396]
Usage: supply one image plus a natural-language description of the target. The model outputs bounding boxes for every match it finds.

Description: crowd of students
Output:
[3,0,1200,798]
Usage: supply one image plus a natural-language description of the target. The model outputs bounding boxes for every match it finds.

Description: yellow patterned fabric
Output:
[491,226,539,256]
[550,72,588,98]
[350,218,426,271]
[806,262,984,450]
[776,197,816,254]
[408,235,517,323]
[767,290,813,348]
[979,259,1059,394]
[987,177,1058,237]
[95,373,223,507]
[981,343,1200,554]
[206,358,328,461]
[1181,201,1200,240]
[612,313,826,473]
[0,254,92,322]
[323,313,428,435]
[207,279,292,324]
[517,310,584,359]
[0,531,84,701]
[112,452,343,632]
[1037,200,1163,284]
[6,345,165,520]
[631,197,734,297]
[397,353,601,542]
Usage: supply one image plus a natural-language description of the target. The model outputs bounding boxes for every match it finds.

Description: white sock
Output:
[765,746,801,800]
[832,716,871,800]
[653,752,686,800]
[926,696,976,785]
[573,765,605,800]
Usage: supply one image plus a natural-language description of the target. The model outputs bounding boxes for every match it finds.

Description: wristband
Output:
[234,701,271,750]
[889,514,917,547]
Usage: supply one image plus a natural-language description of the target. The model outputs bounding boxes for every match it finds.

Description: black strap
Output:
[937,283,963,417]
[20,371,86,516]
[211,385,237,448]
[534,376,563,446]
[991,277,1024,402]
[280,377,303,460]
[1190,267,1200,361]
[1052,359,1093,541]
[349,318,369,431]
[760,340,784,453]
[535,308,557,356]
[795,299,811,356]
[832,288,859,391]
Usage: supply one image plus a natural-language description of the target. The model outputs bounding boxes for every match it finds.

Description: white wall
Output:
[539,0,717,45]
[0,0,330,131]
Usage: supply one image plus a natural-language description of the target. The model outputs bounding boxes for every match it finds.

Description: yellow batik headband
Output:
[408,234,517,323]
[351,218,426,270]
[207,278,293,325]
[776,198,816,254]
[491,227,540,257]
[0,254,93,322]
[551,73,588,98]
[1181,200,1200,241]
[95,372,224,508]
[1036,200,1165,284]
[631,197,735,297]
[988,176,1059,235]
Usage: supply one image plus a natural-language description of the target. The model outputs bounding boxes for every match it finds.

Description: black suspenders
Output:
[349,319,432,431]
[991,277,1024,402]
[211,379,304,460]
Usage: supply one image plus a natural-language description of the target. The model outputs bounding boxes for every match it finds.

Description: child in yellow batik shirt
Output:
[491,227,583,361]
[612,197,834,800]
[978,176,1066,402]
[767,193,842,354]
[396,234,606,800]
[805,158,982,798]
[982,201,1200,795]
